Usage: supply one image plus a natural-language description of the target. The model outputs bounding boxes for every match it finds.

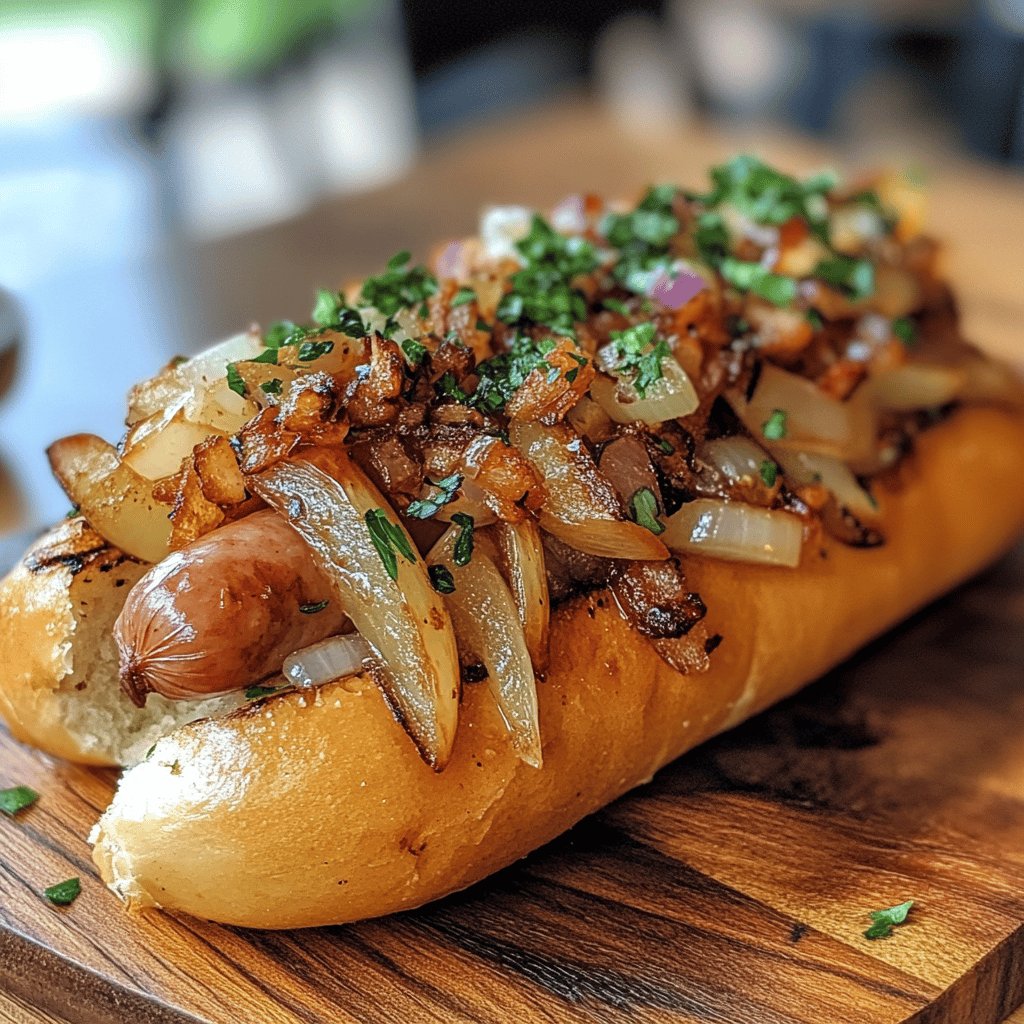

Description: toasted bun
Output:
[88,406,1024,928]
[0,519,242,766]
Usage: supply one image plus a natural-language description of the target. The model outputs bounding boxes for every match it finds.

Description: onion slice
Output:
[663,498,804,567]
[428,528,542,767]
[284,633,374,689]
[121,403,223,481]
[590,359,699,426]
[250,452,460,769]
[867,364,965,412]
[772,448,878,522]
[495,519,550,673]
[510,420,669,561]
[48,434,172,562]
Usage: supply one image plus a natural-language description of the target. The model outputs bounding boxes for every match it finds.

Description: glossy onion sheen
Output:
[114,510,347,705]
[251,451,460,769]
[663,499,804,567]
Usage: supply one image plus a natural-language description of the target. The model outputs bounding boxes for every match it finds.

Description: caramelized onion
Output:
[250,452,460,769]
[510,420,669,561]
[868,364,964,411]
[495,519,550,673]
[772,448,878,521]
[590,359,699,425]
[428,527,542,767]
[284,633,374,689]
[663,498,803,567]
[699,436,772,486]
[48,434,172,562]
[121,406,223,481]
[728,363,875,462]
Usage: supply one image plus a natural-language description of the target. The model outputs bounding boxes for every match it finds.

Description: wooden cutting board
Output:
[2,542,1024,1024]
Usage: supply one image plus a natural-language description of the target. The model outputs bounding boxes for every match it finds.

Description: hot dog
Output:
[0,156,1022,929]
[116,510,347,705]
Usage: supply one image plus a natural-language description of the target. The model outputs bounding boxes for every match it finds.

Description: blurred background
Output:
[1,0,1023,529]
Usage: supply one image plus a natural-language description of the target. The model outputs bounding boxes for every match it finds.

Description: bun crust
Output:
[90,406,1024,928]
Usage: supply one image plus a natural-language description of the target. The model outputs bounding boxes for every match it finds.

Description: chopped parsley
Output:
[44,878,81,906]
[259,378,283,396]
[605,322,671,397]
[630,487,665,535]
[436,371,469,403]
[814,255,875,301]
[719,258,798,307]
[310,290,366,338]
[450,287,476,307]
[429,564,456,594]
[892,316,917,347]
[602,184,680,294]
[0,785,39,816]
[407,474,462,519]
[496,215,598,335]
[299,600,330,614]
[762,408,788,440]
[653,437,675,455]
[359,251,438,318]
[297,339,335,362]
[226,362,246,396]
[472,334,561,413]
[759,459,778,486]
[602,297,631,315]
[245,684,284,700]
[806,308,824,330]
[401,338,428,367]
[475,318,491,332]
[847,188,898,233]
[365,508,417,581]
[265,320,299,348]
[451,512,475,566]
[864,900,914,940]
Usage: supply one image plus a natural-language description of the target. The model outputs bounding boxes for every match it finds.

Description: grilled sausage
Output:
[115,510,347,705]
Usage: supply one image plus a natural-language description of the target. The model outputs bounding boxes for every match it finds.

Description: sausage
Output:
[115,510,347,705]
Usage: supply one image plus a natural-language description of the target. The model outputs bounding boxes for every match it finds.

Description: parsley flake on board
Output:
[496,215,598,335]
[0,785,39,816]
[605,322,671,397]
[406,474,462,519]
[359,251,438,318]
[365,508,417,581]
[451,513,475,566]
[428,564,456,594]
[44,878,81,906]
[762,408,788,440]
[630,487,665,535]
[864,900,914,940]
[759,459,779,487]
[299,600,329,614]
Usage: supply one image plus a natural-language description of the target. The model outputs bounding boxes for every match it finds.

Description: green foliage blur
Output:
[0,0,373,79]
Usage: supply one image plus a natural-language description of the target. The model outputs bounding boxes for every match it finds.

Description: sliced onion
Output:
[510,420,669,561]
[127,332,262,428]
[727,363,876,462]
[48,434,172,562]
[566,394,615,443]
[772,448,878,522]
[284,633,374,689]
[122,402,222,480]
[428,527,542,768]
[663,498,804,567]
[495,519,550,673]
[479,205,532,263]
[590,359,699,426]
[250,451,460,769]
[699,436,772,486]
[867,364,965,411]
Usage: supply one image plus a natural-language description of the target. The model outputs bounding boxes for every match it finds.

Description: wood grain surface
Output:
[2,99,1024,1023]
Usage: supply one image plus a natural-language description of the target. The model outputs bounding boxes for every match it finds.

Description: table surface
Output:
[2,96,1024,1023]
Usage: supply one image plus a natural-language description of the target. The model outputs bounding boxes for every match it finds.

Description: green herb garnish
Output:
[864,900,914,940]
[44,878,81,906]
[451,512,475,566]
[654,437,674,455]
[471,334,563,413]
[407,474,462,519]
[762,409,788,440]
[602,298,631,315]
[299,600,329,615]
[603,184,681,295]
[0,785,39,816]
[226,363,246,396]
[359,251,438,318]
[450,287,476,308]
[630,487,665,535]
[259,378,283,396]
[814,255,875,301]
[436,371,469,403]
[297,339,335,362]
[265,320,299,348]
[605,322,670,397]
[428,564,456,594]
[719,258,798,307]
[245,684,284,700]
[892,317,917,347]
[759,459,778,486]
[365,508,417,581]
[806,308,824,330]
[401,338,428,367]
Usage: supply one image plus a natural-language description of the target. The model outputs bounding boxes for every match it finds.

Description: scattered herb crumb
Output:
[864,900,914,940]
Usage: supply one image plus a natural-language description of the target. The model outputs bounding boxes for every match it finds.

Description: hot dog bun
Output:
[88,405,1024,929]
[0,518,243,766]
